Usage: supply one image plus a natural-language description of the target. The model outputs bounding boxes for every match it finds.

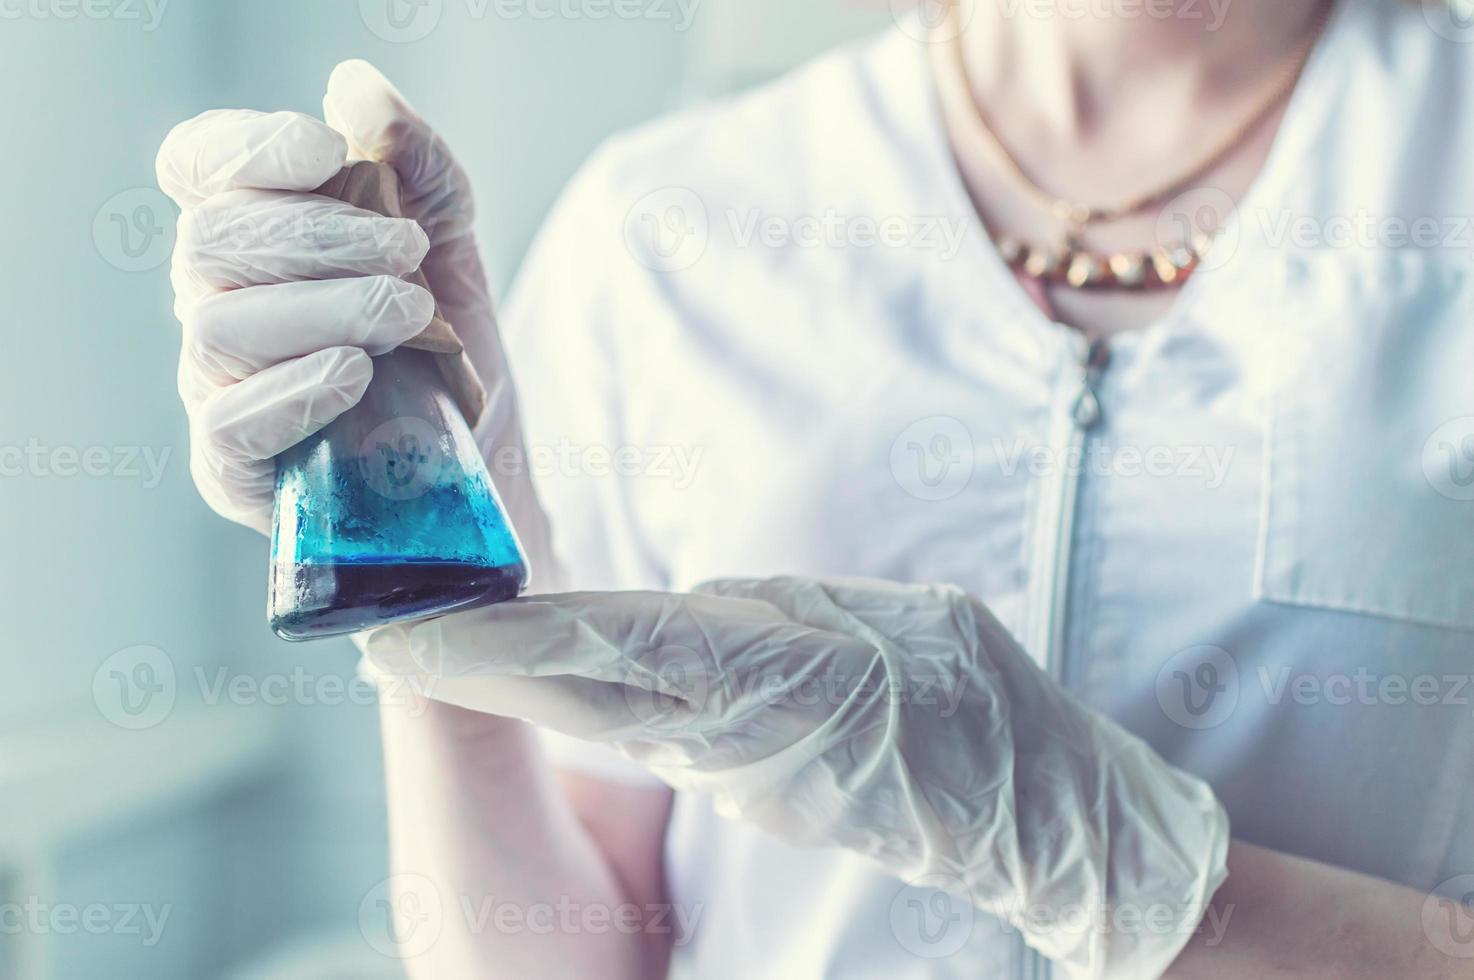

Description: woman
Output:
[155,0,1474,976]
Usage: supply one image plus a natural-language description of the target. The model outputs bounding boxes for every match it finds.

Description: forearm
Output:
[378,697,658,979]
[1166,841,1474,980]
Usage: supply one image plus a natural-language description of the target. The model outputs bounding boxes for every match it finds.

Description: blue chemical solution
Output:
[267,348,528,641]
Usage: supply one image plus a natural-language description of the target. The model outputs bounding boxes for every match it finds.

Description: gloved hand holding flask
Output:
[266,160,526,639]
[156,61,557,638]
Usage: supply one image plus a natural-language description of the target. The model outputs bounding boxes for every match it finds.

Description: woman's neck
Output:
[960,0,1332,144]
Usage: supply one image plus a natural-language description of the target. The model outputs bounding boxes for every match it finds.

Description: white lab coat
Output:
[500,0,1474,975]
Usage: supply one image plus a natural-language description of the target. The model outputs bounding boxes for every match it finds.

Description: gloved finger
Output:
[691,576,876,635]
[360,591,721,683]
[691,576,971,713]
[694,576,959,643]
[360,651,673,744]
[362,628,830,764]
[182,276,433,388]
[192,345,373,463]
[156,108,348,209]
[360,588,884,742]
[324,59,474,244]
[174,190,429,296]
[323,60,498,375]
[189,442,274,534]
[362,589,847,683]
[362,599,891,792]
[695,579,1014,723]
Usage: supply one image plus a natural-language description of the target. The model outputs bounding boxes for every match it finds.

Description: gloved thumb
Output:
[323,59,474,245]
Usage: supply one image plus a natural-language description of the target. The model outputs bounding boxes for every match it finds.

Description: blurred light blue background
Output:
[0,0,889,976]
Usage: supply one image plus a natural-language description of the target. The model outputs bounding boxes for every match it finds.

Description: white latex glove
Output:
[155,61,547,553]
[361,576,1229,980]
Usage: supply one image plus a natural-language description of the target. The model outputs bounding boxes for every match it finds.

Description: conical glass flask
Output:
[267,346,528,640]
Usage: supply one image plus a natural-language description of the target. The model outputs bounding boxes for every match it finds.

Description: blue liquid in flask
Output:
[268,347,528,640]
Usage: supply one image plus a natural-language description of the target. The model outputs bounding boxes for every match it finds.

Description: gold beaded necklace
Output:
[945,0,1335,291]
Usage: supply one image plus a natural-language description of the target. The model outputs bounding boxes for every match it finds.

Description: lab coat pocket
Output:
[1256,251,1474,630]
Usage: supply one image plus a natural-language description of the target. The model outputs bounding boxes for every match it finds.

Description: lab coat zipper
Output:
[1025,335,1107,680]
[1021,337,1109,980]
